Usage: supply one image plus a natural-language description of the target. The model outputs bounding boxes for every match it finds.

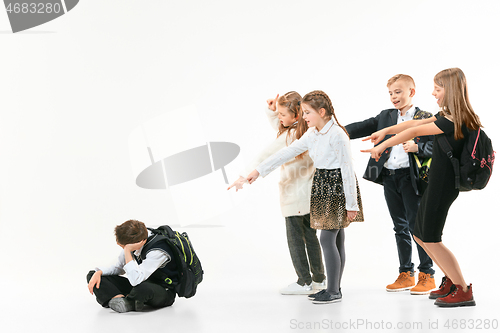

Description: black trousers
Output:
[87,271,176,308]
[382,169,434,275]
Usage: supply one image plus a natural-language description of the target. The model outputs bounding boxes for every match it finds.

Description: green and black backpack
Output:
[147,225,203,298]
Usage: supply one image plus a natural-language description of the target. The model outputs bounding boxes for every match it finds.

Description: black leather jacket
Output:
[345,107,434,196]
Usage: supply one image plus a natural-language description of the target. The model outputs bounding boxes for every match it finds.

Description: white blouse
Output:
[256,118,359,211]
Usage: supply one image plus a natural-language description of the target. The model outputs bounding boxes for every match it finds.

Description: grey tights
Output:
[320,228,345,293]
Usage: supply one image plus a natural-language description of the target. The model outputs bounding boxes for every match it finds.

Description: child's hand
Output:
[403,140,418,153]
[124,239,147,252]
[246,170,260,184]
[347,211,357,221]
[266,94,279,112]
[362,129,388,146]
[87,270,102,295]
[227,176,246,192]
[360,145,385,162]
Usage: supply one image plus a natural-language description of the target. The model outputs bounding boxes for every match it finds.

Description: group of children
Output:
[87,67,480,312]
[231,67,479,307]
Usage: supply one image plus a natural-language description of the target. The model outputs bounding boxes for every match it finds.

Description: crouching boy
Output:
[87,219,177,313]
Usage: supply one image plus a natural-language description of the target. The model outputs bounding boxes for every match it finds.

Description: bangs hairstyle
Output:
[115,219,148,245]
[434,68,482,140]
[277,91,308,159]
[302,90,349,138]
[387,74,416,89]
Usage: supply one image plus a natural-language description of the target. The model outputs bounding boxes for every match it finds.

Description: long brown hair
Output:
[434,68,482,140]
[277,91,308,159]
[302,90,349,138]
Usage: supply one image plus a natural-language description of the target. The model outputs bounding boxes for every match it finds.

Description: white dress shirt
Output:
[256,119,359,211]
[384,106,416,170]
[96,231,171,286]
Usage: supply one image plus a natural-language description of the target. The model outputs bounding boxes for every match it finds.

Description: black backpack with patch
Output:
[147,225,203,298]
[438,127,495,191]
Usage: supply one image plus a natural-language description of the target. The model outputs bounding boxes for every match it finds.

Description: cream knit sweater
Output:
[240,108,315,217]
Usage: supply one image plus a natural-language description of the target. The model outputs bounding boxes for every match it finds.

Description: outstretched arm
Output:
[361,122,443,162]
[228,123,293,192]
[364,116,437,146]
[247,130,311,183]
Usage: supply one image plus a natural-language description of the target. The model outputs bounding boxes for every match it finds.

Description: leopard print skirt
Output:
[310,168,364,230]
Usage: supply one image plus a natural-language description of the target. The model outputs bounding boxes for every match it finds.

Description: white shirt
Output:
[96,231,171,287]
[384,106,416,170]
[256,119,359,211]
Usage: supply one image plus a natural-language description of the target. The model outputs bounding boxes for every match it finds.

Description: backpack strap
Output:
[413,154,422,168]
[437,136,461,189]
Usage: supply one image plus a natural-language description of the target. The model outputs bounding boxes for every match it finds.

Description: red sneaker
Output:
[434,284,476,307]
[429,276,453,299]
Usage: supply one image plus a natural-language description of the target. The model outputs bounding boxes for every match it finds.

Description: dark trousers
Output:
[382,169,434,275]
[87,271,176,308]
[285,214,326,285]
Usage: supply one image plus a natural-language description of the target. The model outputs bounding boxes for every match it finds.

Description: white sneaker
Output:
[312,280,326,290]
[280,282,313,295]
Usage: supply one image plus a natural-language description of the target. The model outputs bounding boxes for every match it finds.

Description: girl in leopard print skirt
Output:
[247,90,364,304]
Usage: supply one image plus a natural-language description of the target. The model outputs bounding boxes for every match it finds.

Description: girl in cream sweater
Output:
[228,91,325,295]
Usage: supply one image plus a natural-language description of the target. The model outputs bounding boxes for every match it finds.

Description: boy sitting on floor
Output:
[87,219,177,313]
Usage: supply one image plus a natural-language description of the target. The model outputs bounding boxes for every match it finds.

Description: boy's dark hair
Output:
[115,220,148,245]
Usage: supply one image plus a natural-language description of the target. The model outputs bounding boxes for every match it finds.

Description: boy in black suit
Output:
[345,74,436,295]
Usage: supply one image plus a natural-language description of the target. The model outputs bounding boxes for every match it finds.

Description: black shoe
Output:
[312,291,342,304]
[308,289,327,300]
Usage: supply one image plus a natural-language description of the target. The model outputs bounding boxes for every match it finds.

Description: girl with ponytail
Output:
[228,91,326,295]
[362,68,483,307]
[247,90,364,304]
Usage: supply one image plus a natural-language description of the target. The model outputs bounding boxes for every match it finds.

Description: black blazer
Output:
[345,107,434,196]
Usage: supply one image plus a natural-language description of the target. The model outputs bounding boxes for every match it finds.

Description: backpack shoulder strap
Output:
[156,225,176,238]
[413,108,434,120]
[437,136,461,189]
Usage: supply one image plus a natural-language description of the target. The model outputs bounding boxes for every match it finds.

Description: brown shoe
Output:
[434,284,476,307]
[429,276,453,299]
[386,271,415,292]
[410,272,436,295]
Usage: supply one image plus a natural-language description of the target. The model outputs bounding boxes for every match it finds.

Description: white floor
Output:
[1,196,498,333]
[1,276,496,333]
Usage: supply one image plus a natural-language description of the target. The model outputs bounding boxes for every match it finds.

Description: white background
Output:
[0,1,499,332]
